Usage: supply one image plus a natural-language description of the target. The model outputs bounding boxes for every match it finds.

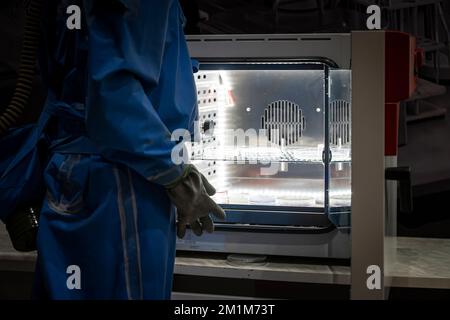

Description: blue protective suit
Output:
[32,0,197,299]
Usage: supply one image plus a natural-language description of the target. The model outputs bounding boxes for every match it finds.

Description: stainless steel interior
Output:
[190,62,352,213]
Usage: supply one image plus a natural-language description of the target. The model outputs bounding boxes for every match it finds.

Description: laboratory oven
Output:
[176,32,416,259]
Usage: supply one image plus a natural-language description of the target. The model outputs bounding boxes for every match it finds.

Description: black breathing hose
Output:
[0,0,43,137]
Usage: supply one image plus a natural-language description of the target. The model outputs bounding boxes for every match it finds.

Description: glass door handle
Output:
[385,166,413,214]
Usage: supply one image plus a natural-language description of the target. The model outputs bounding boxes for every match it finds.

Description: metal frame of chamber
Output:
[177,34,353,258]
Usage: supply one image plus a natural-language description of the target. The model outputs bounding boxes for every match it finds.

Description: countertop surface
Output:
[388,237,450,289]
[1,224,450,289]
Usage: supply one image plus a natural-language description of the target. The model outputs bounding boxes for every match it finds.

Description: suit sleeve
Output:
[84,0,186,186]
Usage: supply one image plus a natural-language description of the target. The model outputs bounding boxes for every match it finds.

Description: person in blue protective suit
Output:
[32,0,225,299]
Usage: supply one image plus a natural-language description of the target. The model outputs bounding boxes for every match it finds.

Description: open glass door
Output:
[327,68,352,228]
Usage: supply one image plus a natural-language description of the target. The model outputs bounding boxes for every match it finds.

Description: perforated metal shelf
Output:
[190,145,351,163]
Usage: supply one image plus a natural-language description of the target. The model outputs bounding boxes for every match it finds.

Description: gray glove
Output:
[166,165,226,238]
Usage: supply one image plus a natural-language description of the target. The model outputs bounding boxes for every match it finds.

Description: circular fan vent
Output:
[261,100,304,146]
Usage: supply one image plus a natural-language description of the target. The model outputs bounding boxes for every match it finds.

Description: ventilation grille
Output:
[330,99,351,146]
[261,100,304,146]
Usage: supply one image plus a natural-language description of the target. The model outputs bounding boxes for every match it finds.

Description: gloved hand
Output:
[166,165,226,238]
